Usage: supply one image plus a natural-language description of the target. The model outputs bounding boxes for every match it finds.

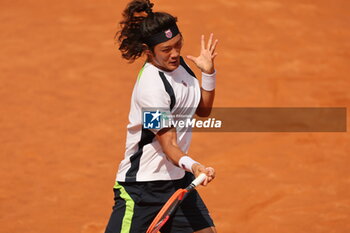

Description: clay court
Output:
[1,0,349,232]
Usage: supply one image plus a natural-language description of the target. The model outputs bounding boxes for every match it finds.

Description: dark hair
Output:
[116,0,178,62]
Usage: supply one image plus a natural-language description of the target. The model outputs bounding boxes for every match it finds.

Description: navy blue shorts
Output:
[104,172,214,233]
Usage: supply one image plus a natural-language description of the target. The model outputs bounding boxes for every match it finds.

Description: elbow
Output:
[159,139,180,165]
[196,107,212,117]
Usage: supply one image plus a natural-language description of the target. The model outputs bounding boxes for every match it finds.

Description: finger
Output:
[201,34,205,50]
[207,176,214,185]
[202,177,208,186]
[212,52,218,60]
[210,170,215,178]
[206,167,215,178]
[210,39,218,54]
[205,167,212,174]
[207,33,213,51]
[210,167,216,178]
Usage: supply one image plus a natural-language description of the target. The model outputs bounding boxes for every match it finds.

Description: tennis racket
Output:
[146,173,207,233]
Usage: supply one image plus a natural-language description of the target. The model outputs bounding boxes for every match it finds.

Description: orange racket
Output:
[146,173,207,233]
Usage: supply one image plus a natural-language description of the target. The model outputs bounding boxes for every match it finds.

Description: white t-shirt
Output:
[116,57,201,182]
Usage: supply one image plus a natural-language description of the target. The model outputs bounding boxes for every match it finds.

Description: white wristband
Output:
[201,70,217,91]
[178,155,199,173]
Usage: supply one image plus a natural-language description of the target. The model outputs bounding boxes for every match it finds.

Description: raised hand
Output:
[186,33,218,74]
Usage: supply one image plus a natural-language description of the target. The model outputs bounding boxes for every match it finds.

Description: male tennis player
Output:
[105,1,218,232]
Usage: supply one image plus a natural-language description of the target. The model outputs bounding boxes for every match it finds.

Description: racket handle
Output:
[191,173,207,187]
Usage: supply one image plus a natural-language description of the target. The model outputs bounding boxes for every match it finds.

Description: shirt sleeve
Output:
[135,71,172,134]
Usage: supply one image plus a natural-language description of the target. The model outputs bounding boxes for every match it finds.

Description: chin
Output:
[167,63,180,71]
[167,66,178,71]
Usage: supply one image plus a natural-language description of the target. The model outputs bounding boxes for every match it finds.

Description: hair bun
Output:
[145,0,154,16]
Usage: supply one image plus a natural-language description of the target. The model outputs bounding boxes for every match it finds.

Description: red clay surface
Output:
[1,0,349,232]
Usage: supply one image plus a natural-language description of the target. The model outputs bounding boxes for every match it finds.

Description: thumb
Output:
[186,55,196,63]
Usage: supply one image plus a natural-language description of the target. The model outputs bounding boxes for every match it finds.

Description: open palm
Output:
[187,33,218,74]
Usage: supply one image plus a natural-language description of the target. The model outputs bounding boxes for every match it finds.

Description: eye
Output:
[162,48,171,53]
[176,40,183,48]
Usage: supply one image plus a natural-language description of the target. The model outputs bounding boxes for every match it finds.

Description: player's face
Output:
[148,34,183,72]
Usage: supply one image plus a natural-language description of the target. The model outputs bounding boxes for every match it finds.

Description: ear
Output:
[143,43,154,58]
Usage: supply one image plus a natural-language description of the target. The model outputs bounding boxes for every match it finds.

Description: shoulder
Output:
[137,63,163,87]
[179,56,196,78]
[135,63,169,100]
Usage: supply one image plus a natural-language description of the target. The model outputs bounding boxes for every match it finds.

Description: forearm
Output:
[156,128,200,173]
[196,71,216,117]
[156,128,186,166]
[156,128,215,184]
[197,88,215,116]
[159,138,202,172]
[161,141,185,166]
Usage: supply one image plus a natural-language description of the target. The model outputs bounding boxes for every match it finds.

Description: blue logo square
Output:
[143,110,162,129]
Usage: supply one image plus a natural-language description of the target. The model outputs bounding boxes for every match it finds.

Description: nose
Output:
[170,48,180,59]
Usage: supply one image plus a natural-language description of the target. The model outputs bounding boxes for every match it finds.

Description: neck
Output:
[147,57,173,72]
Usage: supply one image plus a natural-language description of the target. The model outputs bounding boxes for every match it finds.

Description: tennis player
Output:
[105,0,218,232]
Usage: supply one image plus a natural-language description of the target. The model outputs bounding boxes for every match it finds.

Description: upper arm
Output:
[136,71,172,134]
[136,69,171,108]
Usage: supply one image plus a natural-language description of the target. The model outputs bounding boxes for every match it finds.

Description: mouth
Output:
[169,59,179,66]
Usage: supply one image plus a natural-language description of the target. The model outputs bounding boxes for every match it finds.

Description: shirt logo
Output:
[165,29,173,38]
[181,80,188,87]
